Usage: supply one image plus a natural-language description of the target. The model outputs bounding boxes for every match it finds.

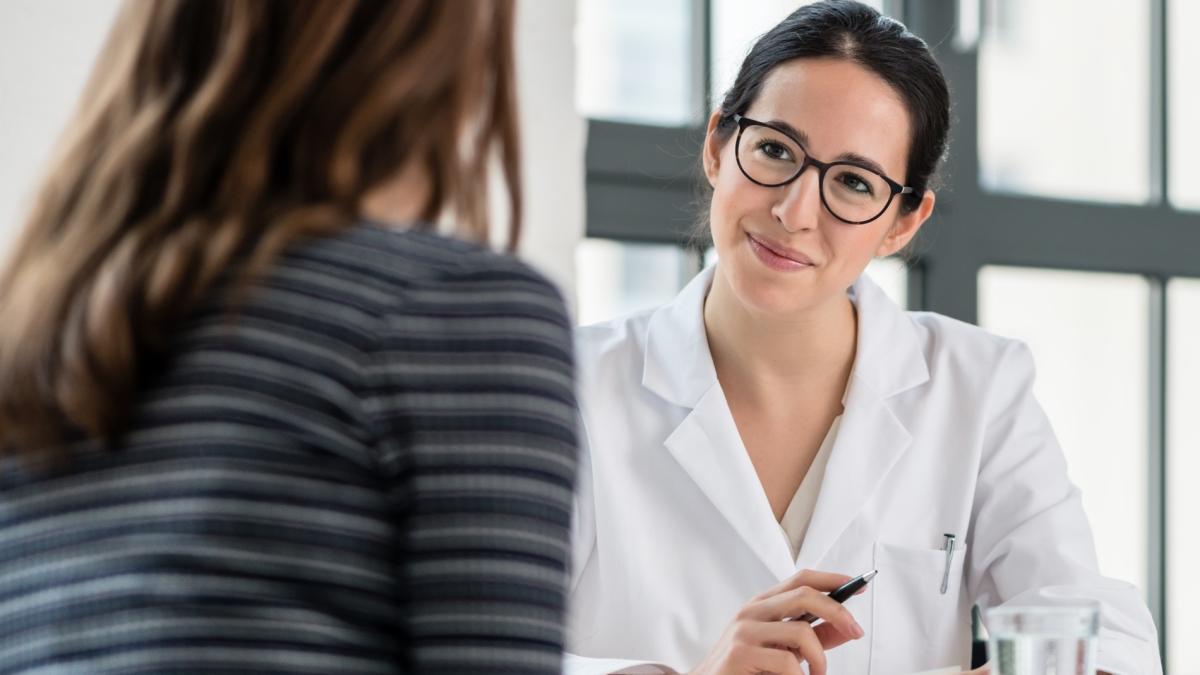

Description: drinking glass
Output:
[986,604,1100,675]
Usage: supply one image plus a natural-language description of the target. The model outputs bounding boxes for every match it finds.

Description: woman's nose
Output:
[770,165,822,233]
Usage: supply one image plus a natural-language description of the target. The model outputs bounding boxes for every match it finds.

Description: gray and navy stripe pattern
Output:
[0,224,578,674]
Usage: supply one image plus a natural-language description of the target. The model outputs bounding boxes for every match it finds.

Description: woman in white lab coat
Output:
[564,2,1161,674]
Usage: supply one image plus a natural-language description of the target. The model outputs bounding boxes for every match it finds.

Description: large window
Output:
[977,0,1150,203]
[578,3,1197,670]
[979,267,1150,592]
[577,0,698,126]
[575,240,696,325]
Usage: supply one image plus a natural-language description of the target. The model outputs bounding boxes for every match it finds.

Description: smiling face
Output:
[703,57,935,317]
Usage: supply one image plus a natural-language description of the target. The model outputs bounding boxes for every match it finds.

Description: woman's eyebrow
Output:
[765,118,892,177]
[835,152,889,177]
[766,118,810,147]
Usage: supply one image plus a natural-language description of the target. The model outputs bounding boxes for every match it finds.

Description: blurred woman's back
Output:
[0,3,577,673]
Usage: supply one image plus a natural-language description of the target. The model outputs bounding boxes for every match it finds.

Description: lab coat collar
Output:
[645,266,931,580]
[642,266,929,405]
[846,270,930,398]
[642,267,718,408]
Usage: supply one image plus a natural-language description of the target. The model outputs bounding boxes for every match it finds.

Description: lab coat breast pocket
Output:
[869,540,971,674]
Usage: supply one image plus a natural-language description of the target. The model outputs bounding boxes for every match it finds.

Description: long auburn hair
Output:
[0,0,521,462]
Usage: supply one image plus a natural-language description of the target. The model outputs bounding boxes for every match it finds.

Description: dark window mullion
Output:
[1150,0,1169,205]
[959,195,1200,278]
[904,0,981,320]
[1148,278,1169,671]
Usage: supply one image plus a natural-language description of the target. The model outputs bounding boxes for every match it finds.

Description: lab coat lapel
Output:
[795,275,930,573]
[644,268,797,581]
[663,387,798,581]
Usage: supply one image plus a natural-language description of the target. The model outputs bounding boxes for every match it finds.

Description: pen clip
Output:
[940,533,956,595]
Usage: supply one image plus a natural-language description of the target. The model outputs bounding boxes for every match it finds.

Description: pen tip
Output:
[863,570,878,582]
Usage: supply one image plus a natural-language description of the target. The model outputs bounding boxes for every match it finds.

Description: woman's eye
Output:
[840,172,874,195]
[758,141,792,161]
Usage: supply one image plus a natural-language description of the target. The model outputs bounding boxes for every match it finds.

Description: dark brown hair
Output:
[0,0,521,462]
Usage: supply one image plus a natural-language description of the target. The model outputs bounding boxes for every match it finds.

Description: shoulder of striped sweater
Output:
[297,222,567,299]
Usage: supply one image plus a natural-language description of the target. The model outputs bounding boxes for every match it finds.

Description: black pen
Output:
[787,569,878,624]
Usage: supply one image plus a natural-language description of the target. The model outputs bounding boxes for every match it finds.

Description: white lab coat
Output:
[564,267,1160,675]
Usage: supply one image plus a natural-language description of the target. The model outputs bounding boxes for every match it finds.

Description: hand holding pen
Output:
[684,569,875,675]
[786,569,877,624]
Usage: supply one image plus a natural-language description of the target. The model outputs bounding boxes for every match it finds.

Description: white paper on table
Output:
[909,668,963,675]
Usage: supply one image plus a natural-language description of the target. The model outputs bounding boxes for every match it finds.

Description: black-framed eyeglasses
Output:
[730,114,914,225]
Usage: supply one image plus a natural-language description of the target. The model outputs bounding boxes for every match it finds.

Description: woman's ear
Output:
[876,189,935,258]
[703,110,726,188]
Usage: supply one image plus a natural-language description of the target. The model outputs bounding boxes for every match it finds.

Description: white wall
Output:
[512,0,586,313]
[0,0,122,247]
[0,0,586,313]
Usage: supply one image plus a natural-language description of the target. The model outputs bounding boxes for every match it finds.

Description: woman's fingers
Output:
[751,586,864,640]
[728,570,868,673]
[812,620,857,649]
[706,573,871,675]
[752,615,862,672]
[777,619,825,672]
[791,569,854,591]
[750,569,852,602]
[757,622,829,675]
[793,622,827,675]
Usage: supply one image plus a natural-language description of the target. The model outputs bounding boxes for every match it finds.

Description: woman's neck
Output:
[703,266,858,409]
[359,161,432,225]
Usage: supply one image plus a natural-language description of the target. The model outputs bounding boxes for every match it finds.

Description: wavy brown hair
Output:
[0,0,521,463]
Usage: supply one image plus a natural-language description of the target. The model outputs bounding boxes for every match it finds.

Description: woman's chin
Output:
[726,265,821,317]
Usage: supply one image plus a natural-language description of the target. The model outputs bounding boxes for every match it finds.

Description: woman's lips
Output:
[746,232,815,272]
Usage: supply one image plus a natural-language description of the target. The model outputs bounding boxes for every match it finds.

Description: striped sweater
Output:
[0,224,578,674]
